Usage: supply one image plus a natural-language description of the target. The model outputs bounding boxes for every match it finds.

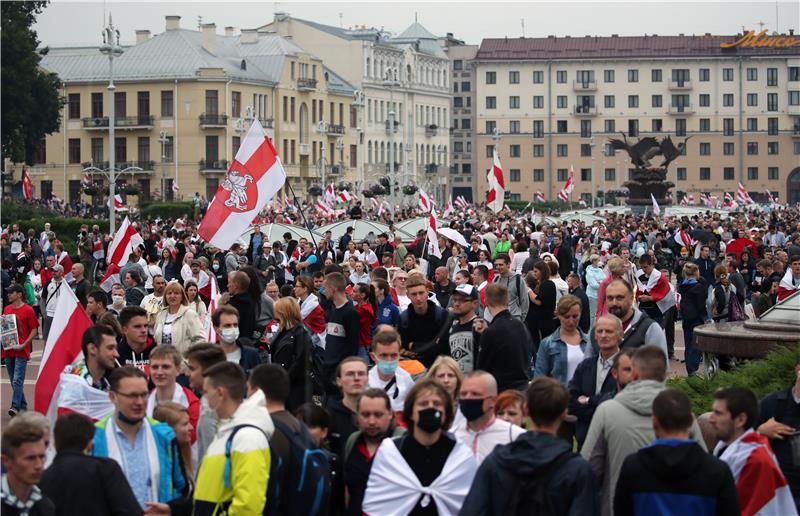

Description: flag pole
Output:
[286,181,318,249]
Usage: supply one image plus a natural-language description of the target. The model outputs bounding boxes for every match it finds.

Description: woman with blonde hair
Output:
[534,294,589,385]
[425,355,466,430]
[153,281,205,354]
[269,297,315,410]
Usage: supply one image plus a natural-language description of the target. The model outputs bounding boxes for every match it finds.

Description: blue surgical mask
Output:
[377,359,398,376]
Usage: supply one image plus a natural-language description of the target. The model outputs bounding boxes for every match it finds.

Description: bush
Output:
[505,200,567,211]
[14,217,110,257]
[667,347,800,415]
[138,201,194,221]
[2,202,57,221]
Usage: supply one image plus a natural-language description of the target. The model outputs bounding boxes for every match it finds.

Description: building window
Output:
[68,138,81,164]
[722,167,733,180]
[453,97,463,108]
[90,138,103,163]
[532,71,544,84]
[205,135,218,161]
[604,119,615,133]
[724,142,735,155]
[533,96,544,109]
[768,118,779,135]
[747,67,758,81]
[557,168,568,181]
[699,118,710,132]
[628,69,638,82]
[115,91,126,118]
[462,164,471,174]
[580,120,592,138]
[580,143,591,156]
[768,67,779,86]
[604,95,615,108]
[557,144,568,157]
[723,94,734,107]
[485,120,496,134]
[628,95,639,108]
[91,93,103,118]
[796,142,800,155]
[486,145,494,158]
[723,118,734,136]
[161,90,173,118]
[533,120,544,138]
[747,142,758,155]
[510,169,521,182]
[115,137,126,162]
[699,68,710,82]
[453,60,463,71]
[557,96,568,108]
[486,71,496,84]
[747,118,758,131]
[747,167,758,180]
[790,91,800,106]
[604,70,615,83]
[231,91,241,118]
[556,70,567,83]
[767,93,778,111]
[68,94,80,119]
[651,95,662,108]
[675,119,686,136]
[163,136,173,162]
[533,144,544,157]
[557,120,568,133]
[768,167,779,180]
[699,94,710,107]
[699,167,710,181]
[453,142,464,153]
[699,142,710,155]
[205,90,219,114]
[604,143,615,156]
[581,168,592,181]
[723,68,734,81]
[533,169,544,181]
[628,119,638,137]
[651,69,662,82]
[137,91,150,118]
[509,71,520,84]
[509,96,520,109]
[605,168,615,181]
[486,96,496,109]
[677,167,687,181]
[509,145,521,157]
[137,136,150,162]
[461,81,471,92]
[231,136,241,157]
[509,120,520,134]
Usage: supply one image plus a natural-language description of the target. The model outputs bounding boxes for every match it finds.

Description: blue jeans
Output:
[6,357,28,410]
[683,321,703,376]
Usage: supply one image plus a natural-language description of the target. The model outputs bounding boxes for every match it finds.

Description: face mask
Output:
[212,264,220,271]
[416,407,443,433]
[117,410,144,426]
[377,360,398,376]
[221,327,240,343]
[112,295,124,305]
[459,398,487,421]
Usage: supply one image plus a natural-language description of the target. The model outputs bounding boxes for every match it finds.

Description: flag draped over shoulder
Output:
[777,268,799,302]
[198,119,287,250]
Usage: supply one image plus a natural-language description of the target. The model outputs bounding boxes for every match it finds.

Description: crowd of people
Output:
[2,200,800,515]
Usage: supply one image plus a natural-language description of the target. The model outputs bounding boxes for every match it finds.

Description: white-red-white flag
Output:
[106,216,144,266]
[564,166,576,195]
[34,286,96,417]
[688,194,695,205]
[651,193,661,216]
[419,189,432,213]
[455,195,469,210]
[700,193,713,207]
[765,190,776,204]
[99,263,121,293]
[113,194,127,211]
[487,149,506,213]
[680,196,688,206]
[198,119,286,250]
[578,198,587,208]
[442,195,454,218]
[337,190,352,203]
[737,182,754,205]
[172,182,180,193]
[206,275,220,342]
[324,184,336,204]
[316,199,334,216]
[426,208,442,258]
[534,191,546,203]
[22,168,33,202]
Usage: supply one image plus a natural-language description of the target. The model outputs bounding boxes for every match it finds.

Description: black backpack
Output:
[506,451,576,516]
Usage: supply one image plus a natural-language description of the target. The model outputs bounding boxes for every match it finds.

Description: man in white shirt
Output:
[140,274,166,323]
[367,328,414,414]
[454,370,525,463]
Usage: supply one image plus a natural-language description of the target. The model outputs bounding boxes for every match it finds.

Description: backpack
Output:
[225,421,331,516]
[727,289,745,321]
[506,451,576,516]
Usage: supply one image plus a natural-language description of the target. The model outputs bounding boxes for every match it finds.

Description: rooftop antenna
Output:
[775,1,779,33]
[415,12,418,23]
[338,12,343,28]
[757,20,765,31]
[521,18,525,37]
[197,15,203,30]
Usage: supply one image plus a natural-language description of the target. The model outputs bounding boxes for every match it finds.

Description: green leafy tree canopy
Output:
[1,1,63,164]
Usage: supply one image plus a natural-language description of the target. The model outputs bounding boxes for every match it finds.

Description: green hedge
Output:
[3,202,57,221]
[667,347,800,415]
[137,201,194,221]
[506,200,571,211]
[13,218,110,257]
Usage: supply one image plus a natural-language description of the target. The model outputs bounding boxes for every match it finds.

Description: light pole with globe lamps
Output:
[100,14,124,235]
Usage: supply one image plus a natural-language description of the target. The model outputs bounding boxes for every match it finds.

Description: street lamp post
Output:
[590,136,597,207]
[316,120,328,192]
[352,90,364,195]
[383,67,400,216]
[100,14,123,235]
[158,131,169,200]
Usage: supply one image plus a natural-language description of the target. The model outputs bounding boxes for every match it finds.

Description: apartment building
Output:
[474,32,800,205]
[34,15,357,204]
[444,37,479,203]
[261,14,451,205]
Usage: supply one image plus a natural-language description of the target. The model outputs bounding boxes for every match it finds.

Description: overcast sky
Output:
[35,0,799,48]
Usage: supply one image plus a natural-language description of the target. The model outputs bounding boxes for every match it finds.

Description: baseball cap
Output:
[51,264,64,273]
[5,284,24,295]
[452,284,478,300]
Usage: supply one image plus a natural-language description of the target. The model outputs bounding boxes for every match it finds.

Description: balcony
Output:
[385,120,400,134]
[329,165,343,176]
[199,114,228,127]
[669,80,693,91]
[668,103,695,115]
[259,118,274,129]
[296,78,317,91]
[792,129,800,139]
[198,159,229,173]
[326,124,345,136]
[385,162,400,173]
[299,143,311,156]
[425,163,439,174]
[425,124,438,137]
[573,105,598,117]
[82,116,154,130]
[573,80,597,91]
[117,160,155,172]
[81,161,110,170]
[789,105,800,116]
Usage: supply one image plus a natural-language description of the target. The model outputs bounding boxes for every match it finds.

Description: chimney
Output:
[202,23,216,54]
[165,15,181,31]
[241,29,258,44]
[135,30,151,44]
[790,29,795,35]
[225,26,235,37]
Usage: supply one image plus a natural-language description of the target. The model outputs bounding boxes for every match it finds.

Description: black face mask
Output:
[416,408,443,433]
[459,398,487,422]
[117,410,144,426]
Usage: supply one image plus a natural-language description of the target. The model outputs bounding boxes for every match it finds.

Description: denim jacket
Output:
[533,328,590,385]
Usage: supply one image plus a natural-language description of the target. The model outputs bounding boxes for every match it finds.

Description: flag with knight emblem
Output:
[199,120,286,250]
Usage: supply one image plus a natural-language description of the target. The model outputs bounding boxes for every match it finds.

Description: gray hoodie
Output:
[580,379,706,516]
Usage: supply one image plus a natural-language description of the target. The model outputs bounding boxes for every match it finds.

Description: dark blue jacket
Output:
[568,355,618,447]
[459,431,598,516]
[236,341,261,375]
[694,257,716,286]
[614,439,739,516]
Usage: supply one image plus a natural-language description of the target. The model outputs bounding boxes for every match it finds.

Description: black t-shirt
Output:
[759,388,800,498]
[398,433,456,516]
[433,281,454,308]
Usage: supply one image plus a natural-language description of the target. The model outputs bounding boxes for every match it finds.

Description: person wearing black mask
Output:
[363,380,478,516]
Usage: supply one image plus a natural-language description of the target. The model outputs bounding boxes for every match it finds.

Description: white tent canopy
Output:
[239,223,322,249]
[316,220,413,243]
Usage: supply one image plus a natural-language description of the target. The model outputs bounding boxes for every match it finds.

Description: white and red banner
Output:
[534,191,546,203]
[316,199,334,217]
[578,198,587,208]
[557,166,575,202]
[419,189,432,213]
[651,193,661,216]
[198,119,287,250]
[106,216,144,267]
[112,194,127,211]
[442,196,454,218]
[765,190,776,204]
[426,209,442,259]
[455,195,469,210]
[680,196,688,206]
[635,268,675,313]
[337,189,353,203]
[674,229,695,250]
[324,184,336,204]
[100,263,121,293]
[777,268,799,302]
[737,182,755,205]
[486,149,506,213]
[34,286,96,417]
[687,194,695,205]
[22,168,33,201]
[700,193,713,207]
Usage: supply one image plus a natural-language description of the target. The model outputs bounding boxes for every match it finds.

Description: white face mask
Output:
[112,295,125,305]
[220,327,240,343]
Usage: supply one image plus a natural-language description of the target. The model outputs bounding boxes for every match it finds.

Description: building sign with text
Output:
[721,29,800,49]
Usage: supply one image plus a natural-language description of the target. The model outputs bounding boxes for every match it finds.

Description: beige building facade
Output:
[474,32,800,205]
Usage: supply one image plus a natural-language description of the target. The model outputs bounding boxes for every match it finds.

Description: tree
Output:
[1,1,63,164]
